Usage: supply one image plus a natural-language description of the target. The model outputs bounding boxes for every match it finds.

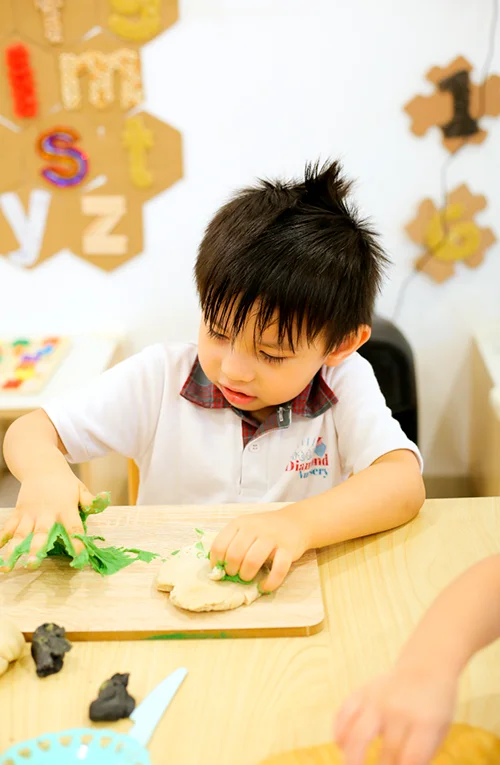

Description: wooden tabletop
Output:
[2,496,500,762]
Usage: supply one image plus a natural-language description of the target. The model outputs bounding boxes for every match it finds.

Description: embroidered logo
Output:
[286,437,329,479]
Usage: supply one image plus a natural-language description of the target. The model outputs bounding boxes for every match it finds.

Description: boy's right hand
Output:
[0,472,96,571]
[334,663,458,765]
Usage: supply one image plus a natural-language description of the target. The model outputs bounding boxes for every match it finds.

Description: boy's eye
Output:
[260,352,286,365]
[207,328,228,341]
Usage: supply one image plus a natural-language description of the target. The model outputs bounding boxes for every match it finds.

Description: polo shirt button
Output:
[250,442,260,452]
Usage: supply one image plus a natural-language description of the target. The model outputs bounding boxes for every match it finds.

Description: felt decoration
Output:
[112,110,182,202]
[72,182,144,271]
[37,126,89,188]
[406,184,496,283]
[81,194,128,255]
[122,114,154,188]
[0,187,53,268]
[5,43,38,118]
[405,56,500,153]
[0,26,182,272]
[34,0,64,45]
[24,113,113,196]
[108,0,161,42]
[0,37,60,126]
[101,0,178,44]
[13,0,98,48]
[59,48,143,111]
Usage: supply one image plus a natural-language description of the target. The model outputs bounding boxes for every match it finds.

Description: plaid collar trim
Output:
[180,357,338,420]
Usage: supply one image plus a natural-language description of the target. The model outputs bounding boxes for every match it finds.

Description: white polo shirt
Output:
[43,343,422,505]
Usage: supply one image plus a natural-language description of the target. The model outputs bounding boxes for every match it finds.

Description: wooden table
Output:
[2,497,500,762]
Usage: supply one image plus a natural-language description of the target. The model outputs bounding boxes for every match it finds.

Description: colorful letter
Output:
[37,127,89,188]
[81,195,128,255]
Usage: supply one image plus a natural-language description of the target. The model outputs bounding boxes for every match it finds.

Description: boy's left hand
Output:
[209,508,308,592]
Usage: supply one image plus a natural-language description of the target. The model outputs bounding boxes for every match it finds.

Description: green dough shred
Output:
[0,533,34,569]
[0,492,158,576]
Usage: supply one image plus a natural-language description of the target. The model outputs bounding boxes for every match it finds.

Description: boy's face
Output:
[198,310,369,421]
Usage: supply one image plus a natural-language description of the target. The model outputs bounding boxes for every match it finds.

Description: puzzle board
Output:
[0,336,71,394]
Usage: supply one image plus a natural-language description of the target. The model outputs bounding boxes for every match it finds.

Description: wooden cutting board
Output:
[0,504,324,640]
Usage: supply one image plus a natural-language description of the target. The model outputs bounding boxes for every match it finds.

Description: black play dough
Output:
[31,623,72,678]
[89,673,136,722]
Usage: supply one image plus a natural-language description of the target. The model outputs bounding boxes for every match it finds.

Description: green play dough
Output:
[0,493,158,576]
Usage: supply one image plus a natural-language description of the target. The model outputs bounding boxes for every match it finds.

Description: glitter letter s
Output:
[37,127,89,188]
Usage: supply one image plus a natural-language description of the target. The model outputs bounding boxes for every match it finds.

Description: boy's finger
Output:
[379,721,410,765]
[260,547,292,592]
[396,727,439,765]
[63,516,87,556]
[27,529,51,563]
[334,692,366,745]
[224,530,257,576]
[0,516,20,548]
[239,538,274,582]
[341,708,380,765]
[0,517,35,571]
[209,524,239,568]
[79,487,97,508]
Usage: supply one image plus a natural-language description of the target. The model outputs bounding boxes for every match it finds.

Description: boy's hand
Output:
[209,507,308,591]
[334,664,457,765]
[0,472,96,571]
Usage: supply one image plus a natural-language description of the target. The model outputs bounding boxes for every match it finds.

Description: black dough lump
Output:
[31,623,72,678]
[89,673,136,722]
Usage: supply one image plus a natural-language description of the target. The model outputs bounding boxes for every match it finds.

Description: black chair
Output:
[357,317,418,445]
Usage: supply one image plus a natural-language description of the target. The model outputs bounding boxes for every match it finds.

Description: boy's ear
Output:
[324,325,371,367]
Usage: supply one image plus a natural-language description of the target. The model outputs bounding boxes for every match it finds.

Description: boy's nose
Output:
[220,350,254,383]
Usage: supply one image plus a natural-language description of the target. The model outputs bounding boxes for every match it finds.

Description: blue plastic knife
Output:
[128,667,188,747]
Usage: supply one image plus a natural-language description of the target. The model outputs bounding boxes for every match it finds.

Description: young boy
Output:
[0,161,424,590]
[335,554,500,765]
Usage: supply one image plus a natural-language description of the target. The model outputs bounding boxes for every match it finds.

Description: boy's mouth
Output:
[219,384,257,406]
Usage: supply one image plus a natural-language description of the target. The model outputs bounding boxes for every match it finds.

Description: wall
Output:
[0,0,499,479]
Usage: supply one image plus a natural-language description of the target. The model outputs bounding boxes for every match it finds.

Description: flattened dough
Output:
[258,723,500,764]
[156,531,266,613]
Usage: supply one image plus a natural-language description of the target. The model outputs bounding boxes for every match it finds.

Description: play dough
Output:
[156,530,267,613]
[89,672,136,722]
[258,723,500,764]
[0,617,25,676]
[31,623,72,678]
[0,493,158,575]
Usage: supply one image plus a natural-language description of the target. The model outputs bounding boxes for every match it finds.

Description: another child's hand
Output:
[334,664,457,765]
[0,472,95,571]
[209,508,308,591]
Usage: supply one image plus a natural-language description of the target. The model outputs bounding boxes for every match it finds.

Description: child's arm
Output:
[335,554,500,765]
[0,410,94,569]
[210,448,424,591]
[286,448,423,550]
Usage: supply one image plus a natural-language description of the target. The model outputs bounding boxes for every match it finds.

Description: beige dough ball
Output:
[0,617,25,676]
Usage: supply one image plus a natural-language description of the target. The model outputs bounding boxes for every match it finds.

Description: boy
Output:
[0,161,424,590]
[335,554,500,765]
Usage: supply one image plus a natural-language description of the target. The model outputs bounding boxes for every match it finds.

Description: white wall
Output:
[0,0,499,477]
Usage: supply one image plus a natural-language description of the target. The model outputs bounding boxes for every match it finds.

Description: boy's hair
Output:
[195,160,389,353]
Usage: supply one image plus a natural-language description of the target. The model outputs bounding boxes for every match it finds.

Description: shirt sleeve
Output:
[43,344,167,464]
[328,353,423,476]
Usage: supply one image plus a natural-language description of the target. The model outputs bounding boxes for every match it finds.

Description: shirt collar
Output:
[180,356,337,419]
